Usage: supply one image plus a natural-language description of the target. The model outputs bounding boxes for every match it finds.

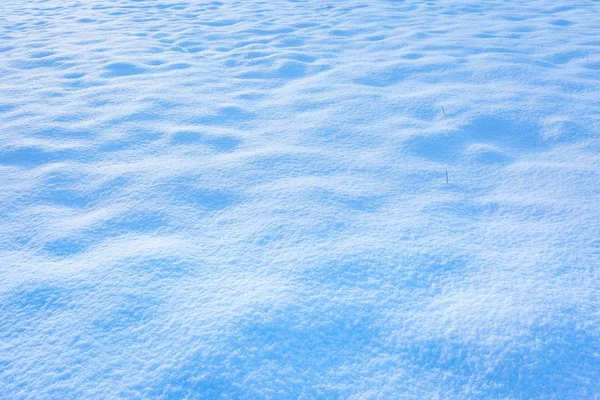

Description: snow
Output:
[1,0,599,398]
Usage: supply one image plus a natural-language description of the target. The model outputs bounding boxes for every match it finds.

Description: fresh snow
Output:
[1,0,600,398]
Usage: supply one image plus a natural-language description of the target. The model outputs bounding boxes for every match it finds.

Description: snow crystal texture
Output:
[1,0,600,398]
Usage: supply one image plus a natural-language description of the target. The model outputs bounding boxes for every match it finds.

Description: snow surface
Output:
[1,0,600,398]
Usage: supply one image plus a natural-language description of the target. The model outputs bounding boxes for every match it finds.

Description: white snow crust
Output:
[1,0,599,398]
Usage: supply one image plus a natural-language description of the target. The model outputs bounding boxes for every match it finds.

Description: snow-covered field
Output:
[1,0,600,398]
